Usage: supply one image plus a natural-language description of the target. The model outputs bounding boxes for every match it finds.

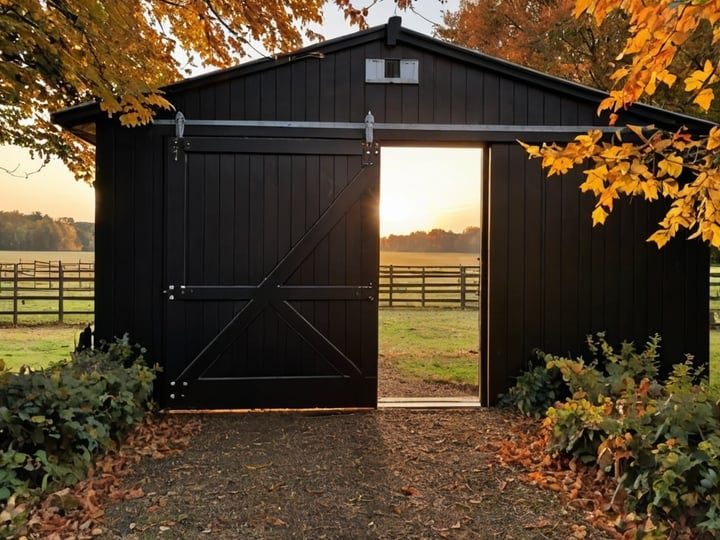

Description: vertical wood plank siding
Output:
[171,43,604,126]
[94,122,166,368]
[91,30,708,406]
[488,144,709,401]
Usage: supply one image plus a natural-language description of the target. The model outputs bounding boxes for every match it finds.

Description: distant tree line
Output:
[0,211,94,251]
[380,227,480,253]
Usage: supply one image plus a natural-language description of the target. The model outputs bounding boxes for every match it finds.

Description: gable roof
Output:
[52,18,714,144]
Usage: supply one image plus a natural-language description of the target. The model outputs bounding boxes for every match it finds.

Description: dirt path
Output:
[100,409,610,539]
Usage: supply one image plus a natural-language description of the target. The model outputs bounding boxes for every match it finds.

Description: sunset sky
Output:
[0,1,465,233]
[380,147,482,237]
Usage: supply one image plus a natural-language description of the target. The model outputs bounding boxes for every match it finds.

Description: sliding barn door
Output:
[164,137,379,409]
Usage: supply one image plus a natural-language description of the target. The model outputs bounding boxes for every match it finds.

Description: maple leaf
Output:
[581,165,608,195]
[694,88,715,111]
[685,60,715,92]
[707,127,720,150]
[592,206,609,225]
[657,154,684,178]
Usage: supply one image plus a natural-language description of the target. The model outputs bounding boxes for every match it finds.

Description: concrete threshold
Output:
[378,396,482,409]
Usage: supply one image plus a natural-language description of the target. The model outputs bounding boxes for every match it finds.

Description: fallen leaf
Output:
[401,486,419,496]
[524,518,551,529]
[246,462,272,470]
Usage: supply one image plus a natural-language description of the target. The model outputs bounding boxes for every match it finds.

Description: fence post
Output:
[421,267,426,307]
[460,266,467,310]
[388,265,394,307]
[58,262,64,323]
[13,264,18,326]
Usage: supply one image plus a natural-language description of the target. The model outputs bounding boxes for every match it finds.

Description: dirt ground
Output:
[99,408,612,540]
[93,367,611,539]
[378,355,478,398]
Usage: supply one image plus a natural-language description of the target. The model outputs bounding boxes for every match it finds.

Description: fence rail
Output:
[0,261,94,324]
[379,265,480,309]
[4,262,720,323]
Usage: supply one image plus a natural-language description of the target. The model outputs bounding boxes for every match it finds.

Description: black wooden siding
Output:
[168,42,603,127]
[89,26,709,405]
[94,122,166,374]
[488,144,708,399]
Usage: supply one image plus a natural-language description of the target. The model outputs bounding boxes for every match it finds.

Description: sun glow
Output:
[379,147,482,237]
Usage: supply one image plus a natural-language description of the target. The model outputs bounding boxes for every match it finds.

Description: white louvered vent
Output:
[365,59,419,84]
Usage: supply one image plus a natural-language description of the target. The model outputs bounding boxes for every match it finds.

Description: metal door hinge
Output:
[164,284,175,300]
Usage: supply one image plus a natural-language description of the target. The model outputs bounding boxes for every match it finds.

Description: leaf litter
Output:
[10,381,646,539]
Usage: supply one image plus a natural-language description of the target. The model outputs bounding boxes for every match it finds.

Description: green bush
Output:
[0,334,156,515]
[506,333,720,536]
[499,354,567,417]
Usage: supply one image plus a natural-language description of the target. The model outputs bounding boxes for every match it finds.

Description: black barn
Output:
[53,18,711,408]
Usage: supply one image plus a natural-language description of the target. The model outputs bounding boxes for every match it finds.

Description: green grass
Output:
[379,307,479,387]
[710,331,720,388]
[0,288,93,325]
[0,324,82,370]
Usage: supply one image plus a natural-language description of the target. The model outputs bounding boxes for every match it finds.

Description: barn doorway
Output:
[377,146,483,403]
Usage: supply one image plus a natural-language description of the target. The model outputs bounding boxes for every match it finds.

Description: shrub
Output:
[499,354,567,417]
[0,334,156,528]
[506,333,720,536]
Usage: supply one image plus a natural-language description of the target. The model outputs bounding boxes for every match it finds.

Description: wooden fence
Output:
[0,261,94,324]
[4,262,720,323]
[379,265,480,309]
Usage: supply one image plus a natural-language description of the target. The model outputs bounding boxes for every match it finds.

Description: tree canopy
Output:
[0,211,94,251]
[521,0,720,248]
[381,227,481,253]
[1,0,395,182]
[437,0,628,90]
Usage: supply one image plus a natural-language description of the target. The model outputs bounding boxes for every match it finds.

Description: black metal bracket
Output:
[170,138,191,162]
[168,379,189,401]
[361,141,379,166]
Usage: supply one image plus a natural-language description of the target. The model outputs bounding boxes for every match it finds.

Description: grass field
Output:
[0,324,84,370]
[380,251,479,267]
[0,250,94,264]
[379,308,479,387]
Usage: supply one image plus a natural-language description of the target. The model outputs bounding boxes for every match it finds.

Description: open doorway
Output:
[377,146,483,402]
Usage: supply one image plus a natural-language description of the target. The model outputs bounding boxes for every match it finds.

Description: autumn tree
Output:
[1,0,395,183]
[522,0,720,248]
[437,0,629,90]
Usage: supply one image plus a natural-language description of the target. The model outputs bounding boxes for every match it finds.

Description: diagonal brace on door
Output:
[170,159,379,391]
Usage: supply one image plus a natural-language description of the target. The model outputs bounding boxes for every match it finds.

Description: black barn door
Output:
[164,137,379,409]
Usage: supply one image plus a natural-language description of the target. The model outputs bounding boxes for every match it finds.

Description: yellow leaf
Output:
[592,206,609,225]
[694,88,715,111]
[581,165,608,195]
[658,154,683,178]
[574,0,594,18]
[626,125,648,141]
[640,181,659,200]
[647,229,671,248]
[685,60,714,92]
[518,140,541,157]
[707,127,720,151]
[548,157,574,176]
